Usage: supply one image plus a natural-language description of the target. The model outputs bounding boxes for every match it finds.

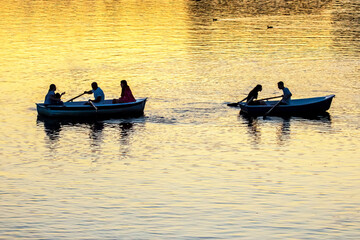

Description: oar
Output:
[89,100,98,112]
[228,95,282,107]
[254,95,283,102]
[227,96,248,107]
[263,100,282,119]
[66,93,86,102]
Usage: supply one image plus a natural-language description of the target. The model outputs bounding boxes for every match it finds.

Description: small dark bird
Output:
[267,25,273,29]
[213,18,218,22]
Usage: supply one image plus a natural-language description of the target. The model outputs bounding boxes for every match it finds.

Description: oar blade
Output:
[227,96,247,107]
[227,102,239,107]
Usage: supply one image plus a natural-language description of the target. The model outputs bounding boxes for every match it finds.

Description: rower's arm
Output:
[92,96,102,103]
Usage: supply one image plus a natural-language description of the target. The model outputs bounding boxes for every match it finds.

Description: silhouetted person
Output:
[245,84,263,105]
[84,82,105,103]
[44,84,65,105]
[278,81,292,105]
[112,80,136,103]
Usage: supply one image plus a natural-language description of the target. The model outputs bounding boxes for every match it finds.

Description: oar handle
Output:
[66,93,86,102]
[255,95,283,102]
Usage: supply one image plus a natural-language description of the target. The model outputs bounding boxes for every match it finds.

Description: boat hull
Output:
[36,98,147,119]
[239,95,335,117]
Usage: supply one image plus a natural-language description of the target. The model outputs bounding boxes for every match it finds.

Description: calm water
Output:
[1,0,359,239]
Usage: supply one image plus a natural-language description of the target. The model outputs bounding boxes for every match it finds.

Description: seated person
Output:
[54,93,64,105]
[84,82,105,104]
[245,84,263,105]
[113,80,136,103]
[277,81,292,105]
[44,84,65,105]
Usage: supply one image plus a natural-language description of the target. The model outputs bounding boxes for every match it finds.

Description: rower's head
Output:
[91,82,98,90]
[121,80,128,88]
[278,81,284,89]
[255,84,262,92]
[49,84,56,91]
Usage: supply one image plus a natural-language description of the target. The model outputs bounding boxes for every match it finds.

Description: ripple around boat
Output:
[36,98,147,119]
[239,95,335,117]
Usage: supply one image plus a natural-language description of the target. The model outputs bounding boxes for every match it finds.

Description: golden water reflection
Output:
[1,0,359,239]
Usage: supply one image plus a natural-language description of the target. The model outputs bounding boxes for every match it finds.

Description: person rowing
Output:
[44,84,65,105]
[277,81,292,105]
[245,84,264,105]
[84,82,105,104]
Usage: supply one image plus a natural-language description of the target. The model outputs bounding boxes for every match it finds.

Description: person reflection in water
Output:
[243,115,261,145]
[112,80,136,103]
[245,84,263,105]
[44,84,65,105]
[276,118,291,145]
[89,121,104,144]
[278,81,292,105]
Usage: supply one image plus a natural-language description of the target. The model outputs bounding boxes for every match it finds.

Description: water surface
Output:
[0,0,359,239]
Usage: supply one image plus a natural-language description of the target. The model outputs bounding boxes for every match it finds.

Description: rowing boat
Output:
[239,95,335,116]
[36,98,147,118]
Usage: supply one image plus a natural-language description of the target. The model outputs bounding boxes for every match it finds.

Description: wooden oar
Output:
[227,96,248,107]
[66,93,86,102]
[89,100,98,112]
[263,100,282,119]
[228,95,282,107]
[254,95,283,102]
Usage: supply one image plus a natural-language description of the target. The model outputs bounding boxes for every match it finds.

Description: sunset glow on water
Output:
[0,0,359,238]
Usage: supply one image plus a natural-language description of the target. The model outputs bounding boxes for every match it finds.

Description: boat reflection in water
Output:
[38,116,62,142]
[37,116,141,155]
[240,112,332,146]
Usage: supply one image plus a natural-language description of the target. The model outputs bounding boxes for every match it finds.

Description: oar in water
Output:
[263,100,282,119]
[227,96,248,107]
[89,100,98,112]
[66,93,86,102]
